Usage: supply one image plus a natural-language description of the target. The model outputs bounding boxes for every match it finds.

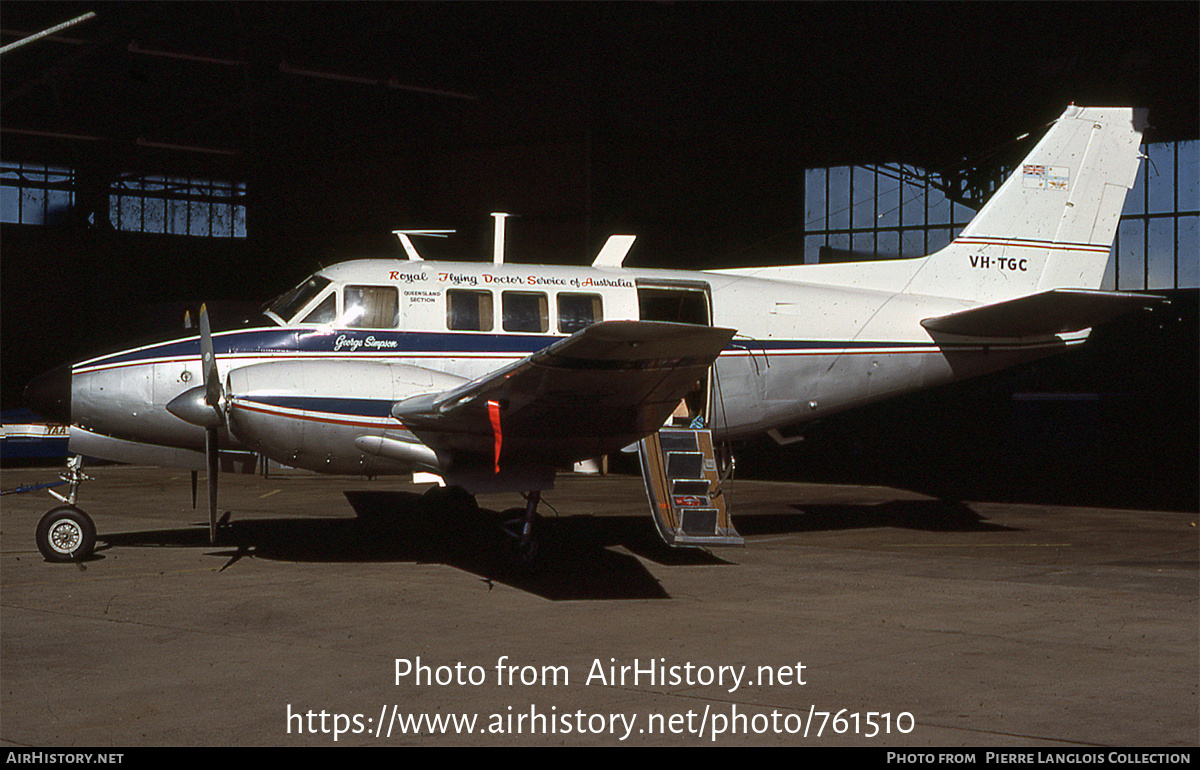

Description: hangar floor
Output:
[1,465,1195,746]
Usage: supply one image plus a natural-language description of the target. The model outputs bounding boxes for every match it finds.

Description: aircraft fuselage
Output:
[28,258,1075,477]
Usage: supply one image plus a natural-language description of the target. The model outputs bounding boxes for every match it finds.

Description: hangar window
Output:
[802,164,975,263]
[447,289,493,331]
[344,285,399,328]
[1112,140,1199,290]
[0,163,74,226]
[109,175,246,237]
[557,293,603,334]
[1,164,246,236]
[502,291,549,333]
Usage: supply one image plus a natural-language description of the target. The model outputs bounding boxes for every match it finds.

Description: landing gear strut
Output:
[35,455,97,562]
[500,490,542,562]
[516,490,540,562]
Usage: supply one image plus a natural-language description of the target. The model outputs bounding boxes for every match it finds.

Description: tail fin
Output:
[908,105,1146,303]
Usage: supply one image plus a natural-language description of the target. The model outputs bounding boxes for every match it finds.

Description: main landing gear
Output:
[424,483,544,563]
[507,490,541,563]
[35,455,97,563]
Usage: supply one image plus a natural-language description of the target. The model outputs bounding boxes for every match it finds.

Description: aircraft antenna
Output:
[392,229,454,261]
[592,235,637,268]
[491,212,511,264]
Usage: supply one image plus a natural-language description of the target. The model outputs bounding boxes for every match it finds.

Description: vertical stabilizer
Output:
[907,106,1146,303]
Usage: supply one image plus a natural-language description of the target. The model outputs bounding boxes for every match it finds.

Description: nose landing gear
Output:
[34,455,97,563]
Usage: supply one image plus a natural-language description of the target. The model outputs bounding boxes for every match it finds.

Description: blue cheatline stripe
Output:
[77,327,558,370]
[77,325,1063,373]
[239,395,395,418]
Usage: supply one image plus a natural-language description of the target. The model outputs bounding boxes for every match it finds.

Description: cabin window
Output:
[502,292,549,333]
[267,276,332,323]
[557,293,603,334]
[447,289,494,331]
[344,285,399,328]
[301,292,337,324]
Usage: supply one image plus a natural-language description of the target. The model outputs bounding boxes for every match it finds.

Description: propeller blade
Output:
[206,427,219,544]
[199,304,221,411]
[198,304,224,545]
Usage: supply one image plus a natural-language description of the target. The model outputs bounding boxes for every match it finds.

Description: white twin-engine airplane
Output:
[25,105,1161,563]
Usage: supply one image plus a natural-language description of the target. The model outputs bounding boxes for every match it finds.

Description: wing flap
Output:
[393,320,735,465]
[920,289,1165,339]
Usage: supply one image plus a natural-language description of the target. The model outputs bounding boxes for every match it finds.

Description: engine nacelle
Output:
[226,359,466,475]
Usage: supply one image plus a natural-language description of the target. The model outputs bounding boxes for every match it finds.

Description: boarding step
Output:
[637,428,743,547]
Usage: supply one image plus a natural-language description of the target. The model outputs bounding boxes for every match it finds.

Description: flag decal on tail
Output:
[1022,164,1070,190]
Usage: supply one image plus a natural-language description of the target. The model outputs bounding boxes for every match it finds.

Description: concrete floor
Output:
[1,465,1196,746]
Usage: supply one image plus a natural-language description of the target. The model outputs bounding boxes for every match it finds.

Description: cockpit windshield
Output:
[265,276,332,324]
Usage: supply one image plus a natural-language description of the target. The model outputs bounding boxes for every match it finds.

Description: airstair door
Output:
[638,428,743,547]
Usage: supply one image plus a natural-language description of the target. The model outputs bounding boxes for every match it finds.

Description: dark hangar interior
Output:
[2,2,1196,507]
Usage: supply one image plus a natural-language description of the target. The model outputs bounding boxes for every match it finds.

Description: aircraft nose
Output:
[24,364,72,424]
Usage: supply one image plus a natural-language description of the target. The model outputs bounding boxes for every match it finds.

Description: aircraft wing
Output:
[392,320,736,467]
[920,289,1165,339]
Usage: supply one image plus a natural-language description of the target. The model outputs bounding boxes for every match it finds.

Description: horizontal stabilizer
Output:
[921,289,1165,339]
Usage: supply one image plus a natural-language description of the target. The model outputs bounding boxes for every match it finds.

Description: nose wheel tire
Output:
[36,506,96,563]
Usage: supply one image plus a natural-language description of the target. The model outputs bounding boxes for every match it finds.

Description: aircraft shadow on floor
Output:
[98,490,732,601]
[732,498,1019,537]
[94,491,1014,599]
